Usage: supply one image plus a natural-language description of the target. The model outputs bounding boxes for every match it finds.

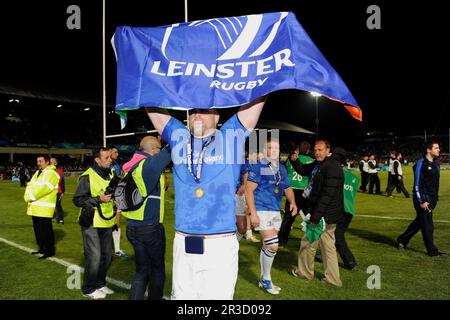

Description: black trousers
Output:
[32,216,55,255]
[359,172,369,192]
[279,189,307,246]
[397,198,438,255]
[386,174,403,193]
[386,175,409,197]
[335,212,357,267]
[53,193,64,221]
[368,173,381,194]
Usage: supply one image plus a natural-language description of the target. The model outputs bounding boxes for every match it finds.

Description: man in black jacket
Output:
[397,141,446,257]
[291,140,343,287]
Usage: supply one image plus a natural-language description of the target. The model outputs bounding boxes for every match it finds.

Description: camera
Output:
[105,175,121,196]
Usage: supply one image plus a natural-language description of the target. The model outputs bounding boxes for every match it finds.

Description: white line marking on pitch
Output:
[0,237,130,290]
[358,214,450,224]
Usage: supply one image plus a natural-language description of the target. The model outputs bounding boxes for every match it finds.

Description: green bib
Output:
[286,155,314,190]
[343,167,360,215]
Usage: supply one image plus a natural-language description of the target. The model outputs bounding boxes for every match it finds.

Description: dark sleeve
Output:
[393,161,399,175]
[292,159,317,176]
[414,160,425,204]
[310,163,343,224]
[368,161,376,169]
[61,174,66,193]
[72,175,100,208]
[142,146,172,192]
[358,161,364,171]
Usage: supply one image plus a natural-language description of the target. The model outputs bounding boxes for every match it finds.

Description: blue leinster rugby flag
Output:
[113,12,362,121]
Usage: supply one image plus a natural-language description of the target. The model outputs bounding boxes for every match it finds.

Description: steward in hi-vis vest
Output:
[121,135,171,300]
[72,147,116,299]
[24,155,59,259]
[78,168,116,228]
[25,164,59,218]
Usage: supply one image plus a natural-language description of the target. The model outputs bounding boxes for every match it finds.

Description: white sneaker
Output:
[272,284,281,292]
[115,250,129,257]
[246,235,260,243]
[259,278,280,295]
[83,289,106,299]
[98,286,114,295]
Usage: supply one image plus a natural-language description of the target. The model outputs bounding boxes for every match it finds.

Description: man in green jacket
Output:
[279,141,313,248]
[334,147,360,271]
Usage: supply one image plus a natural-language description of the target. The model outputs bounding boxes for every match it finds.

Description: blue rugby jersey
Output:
[162,114,249,234]
[247,159,290,211]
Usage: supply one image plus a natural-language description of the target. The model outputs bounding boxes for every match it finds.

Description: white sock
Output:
[236,231,244,242]
[112,228,121,252]
[245,230,253,238]
[260,247,276,281]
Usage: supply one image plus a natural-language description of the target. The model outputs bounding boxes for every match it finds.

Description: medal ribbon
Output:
[268,162,281,186]
[186,135,215,184]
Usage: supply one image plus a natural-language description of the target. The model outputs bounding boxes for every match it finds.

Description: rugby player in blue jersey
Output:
[146,96,265,300]
[246,138,298,294]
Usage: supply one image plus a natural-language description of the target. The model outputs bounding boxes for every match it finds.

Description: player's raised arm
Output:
[145,107,172,135]
[237,96,266,131]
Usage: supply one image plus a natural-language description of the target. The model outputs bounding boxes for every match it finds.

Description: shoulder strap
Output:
[129,158,147,174]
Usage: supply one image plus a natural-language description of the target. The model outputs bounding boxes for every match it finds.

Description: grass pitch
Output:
[0,166,449,300]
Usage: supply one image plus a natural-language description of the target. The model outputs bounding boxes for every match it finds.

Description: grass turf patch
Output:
[0,167,448,299]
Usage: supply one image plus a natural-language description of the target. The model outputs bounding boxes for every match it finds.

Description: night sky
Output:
[1,0,449,148]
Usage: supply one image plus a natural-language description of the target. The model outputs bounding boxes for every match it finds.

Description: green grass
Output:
[0,166,449,299]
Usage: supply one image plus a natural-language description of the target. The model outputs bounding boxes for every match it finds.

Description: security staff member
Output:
[278,141,313,248]
[397,141,446,257]
[386,152,410,198]
[73,147,116,299]
[24,154,59,259]
[367,154,381,194]
[121,136,171,300]
[358,155,369,192]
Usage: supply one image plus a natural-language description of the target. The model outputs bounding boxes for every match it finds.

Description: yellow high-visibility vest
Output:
[79,168,116,228]
[24,165,59,218]
[120,160,165,223]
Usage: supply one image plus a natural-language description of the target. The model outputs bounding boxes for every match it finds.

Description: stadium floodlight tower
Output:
[310,91,322,138]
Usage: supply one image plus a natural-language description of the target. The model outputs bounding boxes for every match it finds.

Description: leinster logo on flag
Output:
[113,11,361,120]
[150,12,294,92]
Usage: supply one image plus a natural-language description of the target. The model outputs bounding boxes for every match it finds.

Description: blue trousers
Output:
[126,223,166,300]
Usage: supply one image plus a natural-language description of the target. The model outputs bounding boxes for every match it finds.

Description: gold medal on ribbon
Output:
[274,187,279,194]
[195,187,205,198]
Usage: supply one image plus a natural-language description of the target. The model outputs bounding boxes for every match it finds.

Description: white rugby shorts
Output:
[235,194,247,216]
[255,210,282,231]
[171,232,239,300]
